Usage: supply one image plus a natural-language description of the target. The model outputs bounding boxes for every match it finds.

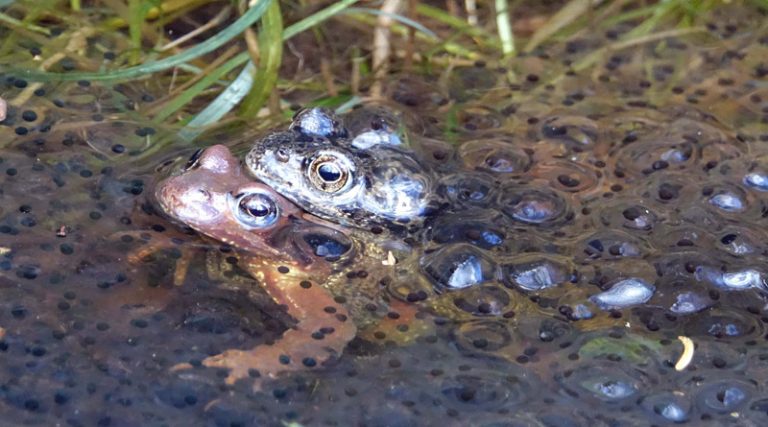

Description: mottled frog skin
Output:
[155,144,357,388]
[245,111,438,234]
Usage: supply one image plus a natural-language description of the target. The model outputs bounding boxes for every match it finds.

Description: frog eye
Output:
[308,153,352,193]
[232,191,279,229]
[184,148,204,171]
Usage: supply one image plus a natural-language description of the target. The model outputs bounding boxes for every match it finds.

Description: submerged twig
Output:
[675,336,694,371]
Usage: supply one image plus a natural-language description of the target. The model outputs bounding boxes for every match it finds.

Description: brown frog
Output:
[155,144,359,388]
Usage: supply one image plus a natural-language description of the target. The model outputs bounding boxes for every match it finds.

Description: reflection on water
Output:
[1,4,768,425]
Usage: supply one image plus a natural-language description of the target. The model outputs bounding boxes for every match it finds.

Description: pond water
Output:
[1,3,768,426]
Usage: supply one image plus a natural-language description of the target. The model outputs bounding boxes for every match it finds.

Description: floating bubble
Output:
[695,380,753,413]
[427,214,506,249]
[670,292,712,314]
[695,266,765,291]
[501,255,574,292]
[590,278,655,310]
[640,392,691,423]
[498,185,570,226]
[556,365,646,403]
[744,172,768,191]
[575,229,646,262]
[709,191,745,212]
[421,244,498,291]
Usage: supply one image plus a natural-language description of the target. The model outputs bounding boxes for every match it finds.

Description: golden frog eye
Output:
[308,154,351,193]
[233,192,279,229]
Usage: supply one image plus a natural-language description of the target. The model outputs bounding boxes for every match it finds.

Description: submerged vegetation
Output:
[3,0,766,139]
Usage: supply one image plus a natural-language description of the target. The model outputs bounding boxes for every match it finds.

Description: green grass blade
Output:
[15,0,273,82]
[416,3,496,42]
[179,60,255,141]
[598,5,656,28]
[751,0,768,11]
[153,51,251,123]
[334,96,363,113]
[524,0,603,52]
[0,10,51,35]
[624,0,678,38]
[342,7,437,39]
[282,0,359,40]
[128,0,143,64]
[239,0,283,118]
[179,0,361,130]
[349,12,477,58]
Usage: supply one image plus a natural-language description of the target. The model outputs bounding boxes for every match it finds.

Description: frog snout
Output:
[168,188,221,223]
[181,188,212,204]
[157,184,211,212]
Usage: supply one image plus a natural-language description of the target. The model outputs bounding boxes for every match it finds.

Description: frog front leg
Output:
[114,229,198,286]
[191,258,357,389]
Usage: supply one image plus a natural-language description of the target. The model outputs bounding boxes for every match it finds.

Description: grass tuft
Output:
[1,0,759,142]
[15,0,273,81]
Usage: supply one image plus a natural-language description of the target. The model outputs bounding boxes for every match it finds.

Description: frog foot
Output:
[171,319,356,391]
[200,328,350,390]
[174,268,358,391]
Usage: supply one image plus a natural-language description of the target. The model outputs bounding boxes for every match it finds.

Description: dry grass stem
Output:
[160,6,232,51]
[371,0,403,98]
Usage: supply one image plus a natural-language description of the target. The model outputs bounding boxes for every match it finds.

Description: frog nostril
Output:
[187,189,212,202]
[276,148,290,162]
